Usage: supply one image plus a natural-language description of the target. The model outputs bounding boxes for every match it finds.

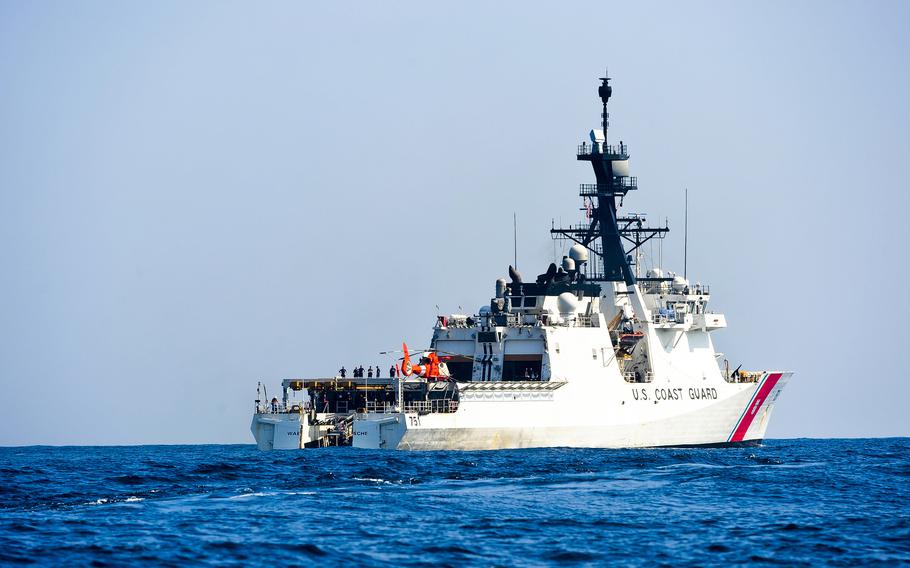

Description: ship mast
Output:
[552,73,668,286]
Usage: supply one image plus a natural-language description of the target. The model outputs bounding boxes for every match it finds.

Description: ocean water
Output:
[0,439,908,566]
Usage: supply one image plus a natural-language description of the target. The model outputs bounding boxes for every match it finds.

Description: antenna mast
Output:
[513,212,518,269]
[551,71,668,286]
[684,188,688,280]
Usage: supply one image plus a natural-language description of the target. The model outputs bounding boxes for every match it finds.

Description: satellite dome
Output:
[568,244,589,263]
[557,292,580,315]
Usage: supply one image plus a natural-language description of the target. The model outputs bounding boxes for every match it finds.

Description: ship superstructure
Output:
[251,74,791,450]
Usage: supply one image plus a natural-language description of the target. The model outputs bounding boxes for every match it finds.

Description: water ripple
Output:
[0,439,906,566]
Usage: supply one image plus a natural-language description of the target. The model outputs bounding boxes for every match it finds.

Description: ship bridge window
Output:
[502,355,544,381]
[523,296,537,307]
[478,331,498,343]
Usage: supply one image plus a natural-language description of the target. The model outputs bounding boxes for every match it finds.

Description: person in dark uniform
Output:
[367,366,373,378]
[339,366,347,378]
[375,366,381,378]
[389,365,396,379]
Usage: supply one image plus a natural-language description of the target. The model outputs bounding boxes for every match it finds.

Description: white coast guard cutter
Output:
[251,73,792,450]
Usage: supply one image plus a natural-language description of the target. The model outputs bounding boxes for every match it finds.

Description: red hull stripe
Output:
[729,372,783,442]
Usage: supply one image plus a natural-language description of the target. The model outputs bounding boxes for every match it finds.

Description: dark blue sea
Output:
[1,439,908,566]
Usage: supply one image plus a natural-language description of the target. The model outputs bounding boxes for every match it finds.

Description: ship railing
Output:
[578,179,638,196]
[404,399,459,415]
[493,311,598,329]
[555,222,595,232]
[255,401,284,414]
[365,401,394,414]
[674,284,711,296]
[725,370,763,384]
[552,314,596,328]
[623,371,653,384]
[645,283,712,296]
[435,315,475,329]
[254,401,309,414]
[577,143,629,157]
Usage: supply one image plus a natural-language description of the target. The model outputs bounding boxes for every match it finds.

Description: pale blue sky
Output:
[1,2,908,445]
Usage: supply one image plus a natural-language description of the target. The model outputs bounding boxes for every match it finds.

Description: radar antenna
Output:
[598,69,612,144]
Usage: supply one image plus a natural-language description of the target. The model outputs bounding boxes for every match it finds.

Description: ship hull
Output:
[250,411,349,450]
[250,413,303,450]
[352,372,791,450]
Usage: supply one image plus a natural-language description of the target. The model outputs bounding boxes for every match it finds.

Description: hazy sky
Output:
[1,1,908,445]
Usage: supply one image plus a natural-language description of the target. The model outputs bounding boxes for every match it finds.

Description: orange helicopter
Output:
[400,342,450,381]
